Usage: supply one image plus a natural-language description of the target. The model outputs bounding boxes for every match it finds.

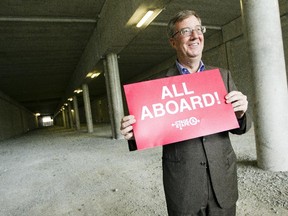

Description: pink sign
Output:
[123,69,239,150]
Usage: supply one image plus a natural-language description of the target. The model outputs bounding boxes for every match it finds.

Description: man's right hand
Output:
[120,115,136,140]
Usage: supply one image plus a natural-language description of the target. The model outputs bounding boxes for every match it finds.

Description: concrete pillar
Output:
[64,109,70,129]
[241,0,288,171]
[67,102,73,128]
[103,59,116,138]
[35,115,39,128]
[82,83,94,133]
[62,110,66,128]
[73,95,81,130]
[105,53,124,139]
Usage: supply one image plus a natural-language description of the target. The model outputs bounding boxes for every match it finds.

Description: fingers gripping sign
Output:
[225,91,248,119]
[120,115,136,140]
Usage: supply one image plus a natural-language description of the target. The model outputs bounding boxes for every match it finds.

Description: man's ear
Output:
[169,38,176,48]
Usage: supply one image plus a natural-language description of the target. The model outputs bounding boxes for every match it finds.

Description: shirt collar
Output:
[176,60,205,75]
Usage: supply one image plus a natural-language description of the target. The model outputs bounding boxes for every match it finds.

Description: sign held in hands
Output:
[124,69,239,150]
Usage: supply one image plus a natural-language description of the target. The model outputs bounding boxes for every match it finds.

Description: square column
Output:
[73,95,81,131]
[82,83,94,133]
[67,102,73,128]
[104,53,124,139]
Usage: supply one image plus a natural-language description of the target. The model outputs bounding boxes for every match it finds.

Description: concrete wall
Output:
[203,17,254,115]
[91,96,110,123]
[202,4,288,117]
[0,91,37,141]
[53,113,64,127]
[77,96,110,124]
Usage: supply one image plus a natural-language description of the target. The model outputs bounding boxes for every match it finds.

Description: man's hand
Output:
[225,91,248,119]
[120,115,136,140]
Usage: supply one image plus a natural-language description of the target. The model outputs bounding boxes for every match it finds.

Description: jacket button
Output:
[200,161,206,166]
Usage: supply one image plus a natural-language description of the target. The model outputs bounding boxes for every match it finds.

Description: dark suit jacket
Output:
[162,65,252,213]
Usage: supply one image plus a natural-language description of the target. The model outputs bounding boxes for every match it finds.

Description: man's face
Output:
[169,15,204,61]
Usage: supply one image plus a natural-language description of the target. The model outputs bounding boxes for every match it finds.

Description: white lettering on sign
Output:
[161,82,194,99]
[141,90,221,120]
[171,117,200,130]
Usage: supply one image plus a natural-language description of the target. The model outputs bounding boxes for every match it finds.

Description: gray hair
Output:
[167,10,202,38]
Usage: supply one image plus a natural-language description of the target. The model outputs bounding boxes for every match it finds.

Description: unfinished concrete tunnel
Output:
[1,0,288,215]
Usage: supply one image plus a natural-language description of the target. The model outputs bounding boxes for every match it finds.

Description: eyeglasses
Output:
[171,25,206,38]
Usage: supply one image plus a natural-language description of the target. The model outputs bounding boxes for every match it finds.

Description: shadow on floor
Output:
[237,159,258,167]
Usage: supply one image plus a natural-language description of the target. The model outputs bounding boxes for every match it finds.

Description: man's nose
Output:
[189,30,199,38]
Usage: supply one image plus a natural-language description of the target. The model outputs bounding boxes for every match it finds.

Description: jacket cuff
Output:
[231,113,251,135]
[128,140,138,151]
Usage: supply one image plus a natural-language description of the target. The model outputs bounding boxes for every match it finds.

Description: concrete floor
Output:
[0,124,288,216]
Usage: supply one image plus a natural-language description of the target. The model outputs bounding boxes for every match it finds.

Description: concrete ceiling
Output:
[0,0,242,116]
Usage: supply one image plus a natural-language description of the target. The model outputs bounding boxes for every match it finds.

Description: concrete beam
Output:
[62,0,171,105]
[0,16,97,23]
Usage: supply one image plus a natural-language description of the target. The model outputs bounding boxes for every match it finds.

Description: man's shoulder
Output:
[205,65,231,80]
[205,65,229,73]
[165,64,178,77]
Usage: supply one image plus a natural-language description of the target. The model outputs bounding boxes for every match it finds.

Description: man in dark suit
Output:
[120,10,251,216]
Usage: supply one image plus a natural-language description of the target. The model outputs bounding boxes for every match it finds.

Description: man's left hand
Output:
[225,91,248,119]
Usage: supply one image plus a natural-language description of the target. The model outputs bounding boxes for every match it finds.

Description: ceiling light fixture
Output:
[74,89,83,94]
[86,71,101,79]
[136,10,154,28]
[91,72,100,78]
[86,72,93,78]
